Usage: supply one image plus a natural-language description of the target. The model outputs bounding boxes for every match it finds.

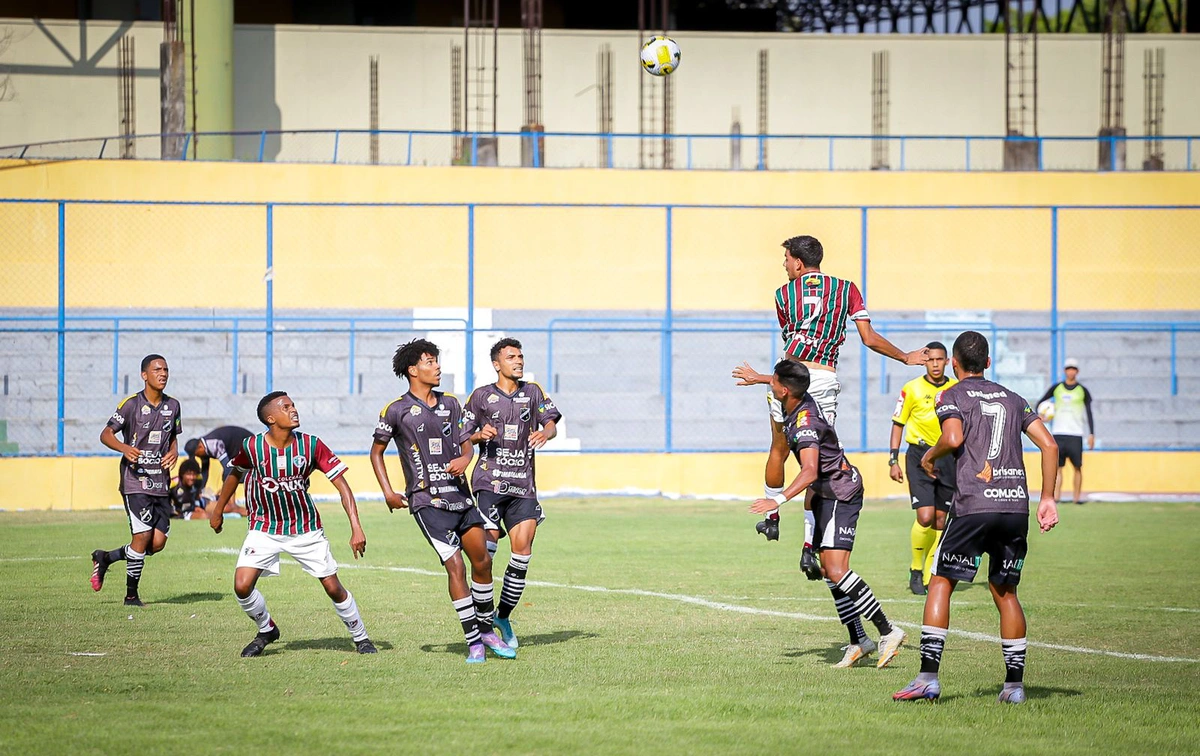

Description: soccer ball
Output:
[1037,400,1055,422]
[640,36,681,76]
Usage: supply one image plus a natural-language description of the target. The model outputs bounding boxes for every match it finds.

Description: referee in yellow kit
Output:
[888,341,957,595]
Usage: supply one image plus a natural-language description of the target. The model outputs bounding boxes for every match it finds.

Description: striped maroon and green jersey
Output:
[229,431,348,536]
[775,272,869,369]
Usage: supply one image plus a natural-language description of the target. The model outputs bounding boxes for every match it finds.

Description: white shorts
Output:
[236,528,339,579]
[767,369,840,426]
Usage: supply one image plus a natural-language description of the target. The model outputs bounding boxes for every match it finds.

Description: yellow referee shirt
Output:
[891,375,957,447]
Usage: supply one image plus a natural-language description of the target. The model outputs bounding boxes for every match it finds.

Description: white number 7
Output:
[980,401,1006,460]
[801,296,824,331]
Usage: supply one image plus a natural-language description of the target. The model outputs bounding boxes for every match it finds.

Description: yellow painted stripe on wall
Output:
[4,452,1198,511]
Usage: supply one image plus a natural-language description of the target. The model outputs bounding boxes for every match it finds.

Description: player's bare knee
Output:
[915,508,935,528]
[320,575,347,602]
[934,511,947,530]
[233,576,255,598]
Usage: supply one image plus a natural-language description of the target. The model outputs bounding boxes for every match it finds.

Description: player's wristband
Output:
[888,449,899,466]
[772,493,787,506]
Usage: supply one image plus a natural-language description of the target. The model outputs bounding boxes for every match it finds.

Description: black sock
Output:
[105,546,127,564]
[1002,638,1027,683]
[834,571,894,636]
[125,546,145,597]
[498,554,531,620]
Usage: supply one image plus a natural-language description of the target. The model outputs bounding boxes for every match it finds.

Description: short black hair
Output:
[257,390,288,425]
[141,353,166,372]
[781,235,823,267]
[490,337,522,362]
[925,341,948,354]
[393,339,439,381]
[773,359,811,397]
[178,458,201,476]
[184,438,200,458]
[953,331,990,374]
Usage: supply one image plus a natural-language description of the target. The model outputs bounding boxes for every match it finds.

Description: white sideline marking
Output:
[341,563,1200,664]
[68,652,106,657]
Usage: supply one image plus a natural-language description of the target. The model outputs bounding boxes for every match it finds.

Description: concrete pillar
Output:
[182,0,235,160]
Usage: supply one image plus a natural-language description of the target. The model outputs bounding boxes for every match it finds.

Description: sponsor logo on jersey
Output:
[161,408,173,416]
[984,486,1027,499]
[892,390,907,418]
[435,409,450,418]
[409,443,425,484]
[966,389,1008,400]
[1003,558,1025,571]
[110,411,124,423]
[504,424,519,441]
[429,438,442,455]
[487,394,499,404]
[991,466,1026,480]
[260,475,309,493]
[148,430,162,445]
[838,526,856,537]
[977,461,994,483]
[943,553,982,568]
[377,419,393,434]
[416,423,424,432]
[496,447,527,466]
[803,275,821,287]
[409,405,421,416]
[141,405,151,415]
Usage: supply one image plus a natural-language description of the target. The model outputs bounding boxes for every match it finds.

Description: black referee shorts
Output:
[905,444,955,513]
[1055,434,1084,469]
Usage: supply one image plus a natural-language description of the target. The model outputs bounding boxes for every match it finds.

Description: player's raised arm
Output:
[369,440,407,512]
[920,417,962,478]
[732,360,772,386]
[853,319,929,366]
[530,419,556,449]
[750,446,818,513]
[1024,417,1060,533]
[209,469,243,534]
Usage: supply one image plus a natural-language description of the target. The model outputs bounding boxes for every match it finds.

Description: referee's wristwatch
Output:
[888,448,900,467]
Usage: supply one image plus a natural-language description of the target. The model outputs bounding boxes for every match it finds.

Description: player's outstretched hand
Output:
[749,498,780,514]
[732,362,766,387]
[919,451,938,479]
[529,430,550,449]
[889,463,904,483]
[904,348,931,366]
[349,527,367,559]
[384,491,408,512]
[1036,495,1059,533]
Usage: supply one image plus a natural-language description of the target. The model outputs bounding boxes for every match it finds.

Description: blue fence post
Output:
[965,136,971,171]
[181,132,192,160]
[899,137,906,171]
[664,205,674,453]
[471,133,478,166]
[332,130,341,164]
[686,136,692,170]
[265,204,274,392]
[534,133,541,168]
[1170,327,1178,396]
[1037,138,1045,171]
[859,207,869,452]
[56,201,66,455]
[1050,207,1059,380]
[406,132,414,166]
[757,134,765,170]
[257,131,267,162]
[466,204,475,394]
[828,137,835,171]
[606,133,613,168]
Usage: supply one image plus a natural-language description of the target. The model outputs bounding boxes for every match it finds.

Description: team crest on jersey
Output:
[520,408,531,423]
[293,455,307,468]
[441,421,452,437]
[409,405,421,416]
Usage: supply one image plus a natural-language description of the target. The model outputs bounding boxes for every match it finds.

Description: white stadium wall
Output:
[1,18,1199,157]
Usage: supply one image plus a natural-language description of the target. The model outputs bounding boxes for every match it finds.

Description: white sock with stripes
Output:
[236,589,274,632]
[332,592,368,642]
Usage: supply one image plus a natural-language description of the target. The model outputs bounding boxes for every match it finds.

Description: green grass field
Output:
[2,498,1198,755]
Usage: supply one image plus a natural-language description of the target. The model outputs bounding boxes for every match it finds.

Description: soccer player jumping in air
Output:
[733,236,928,577]
[90,354,182,607]
[209,392,376,657]
[750,359,907,669]
[463,338,562,649]
[370,339,516,664]
[893,332,1059,704]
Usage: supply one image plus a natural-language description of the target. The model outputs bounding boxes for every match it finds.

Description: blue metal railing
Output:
[3,129,1197,172]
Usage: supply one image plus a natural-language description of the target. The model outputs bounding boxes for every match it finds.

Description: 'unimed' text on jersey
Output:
[935,377,1038,517]
[106,391,183,496]
[463,381,562,499]
[775,272,869,369]
[230,432,347,536]
[782,395,863,501]
[374,392,473,513]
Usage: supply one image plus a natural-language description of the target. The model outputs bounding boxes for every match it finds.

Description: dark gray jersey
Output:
[463,382,562,499]
[782,394,863,501]
[195,425,253,487]
[936,377,1038,516]
[373,391,473,512]
[106,391,182,496]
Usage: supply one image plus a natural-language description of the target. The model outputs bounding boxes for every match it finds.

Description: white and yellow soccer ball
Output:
[1037,400,1056,422]
[640,35,681,76]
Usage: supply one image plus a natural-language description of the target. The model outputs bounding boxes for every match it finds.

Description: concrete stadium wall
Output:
[3,451,1200,511]
[2,18,1199,154]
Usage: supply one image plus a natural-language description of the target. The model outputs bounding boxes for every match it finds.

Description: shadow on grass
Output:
[419,629,598,655]
[155,592,224,604]
[967,685,1082,700]
[784,643,848,665]
[282,637,396,652]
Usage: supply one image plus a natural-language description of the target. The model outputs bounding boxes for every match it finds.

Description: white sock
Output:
[236,589,274,632]
[763,485,782,517]
[486,539,498,558]
[803,509,816,547]
[332,592,369,642]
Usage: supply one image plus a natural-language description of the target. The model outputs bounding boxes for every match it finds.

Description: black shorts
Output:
[933,512,1028,586]
[475,491,545,538]
[812,491,863,552]
[906,444,955,513]
[124,494,173,536]
[411,505,490,564]
[1055,435,1084,469]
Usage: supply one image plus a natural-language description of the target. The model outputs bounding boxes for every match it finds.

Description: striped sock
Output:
[236,589,274,632]
[453,596,481,647]
[124,546,145,597]
[470,580,495,633]
[920,624,948,674]
[332,592,368,642]
[834,571,893,636]
[1002,637,1027,683]
[486,539,498,558]
[825,578,869,645]
[498,553,531,620]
